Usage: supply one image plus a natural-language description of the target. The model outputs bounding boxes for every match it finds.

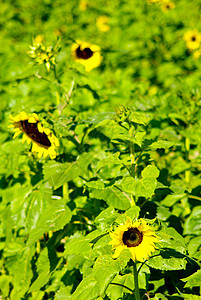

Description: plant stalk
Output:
[133,262,140,300]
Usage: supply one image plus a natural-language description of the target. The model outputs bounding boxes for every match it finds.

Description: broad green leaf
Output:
[94,207,119,229]
[83,112,116,124]
[159,227,187,253]
[147,254,187,271]
[106,274,133,300]
[29,248,50,292]
[90,186,131,210]
[27,202,72,245]
[0,275,12,298]
[141,165,159,179]
[93,255,121,296]
[64,234,92,258]
[71,274,100,300]
[95,152,120,172]
[183,206,201,235]
[85,181,105,189]
[130,111,150,125]
[150,141,174,149]
[188,236,201,256]
[161,194,185,207]
[6,246,35,299]
[43,161,80,189]
[181,270,201,288]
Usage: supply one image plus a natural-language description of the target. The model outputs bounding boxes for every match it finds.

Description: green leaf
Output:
[64,234,92,258]
[71,274,100,300]
[94,207,119,229]
[90,186,131,210]
[95,152,120,172]
[93,256,121,296]
[130,111,150,125]
[181,270,201,288]
[121,166,159,199]
[85,181,105,189]
[188,236,201,256]
[29,248,50,292]
[6,246,35,299]
[27,201,72,245]
[150,141,174,149]
[183,206,201,235]
[43,161,80,189]
[147,254,187,271]
[141,165,160,179]
[159,227,187,254]
[153,294,169,300]
[83,112,116,124]
[106,274,133,299]
[161,194,185,207]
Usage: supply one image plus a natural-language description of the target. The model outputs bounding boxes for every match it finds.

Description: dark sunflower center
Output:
[191,36,196,41]
[21,120,51,147]
[76,46,93,59]
[122,228,143,247]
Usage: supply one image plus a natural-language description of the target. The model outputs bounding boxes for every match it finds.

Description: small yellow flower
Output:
[184,30,201,51]
[71,40,102,72]
[79,0,88,11]
[96,16,110,32]
[147,0,160,4]
[193,49,201,59]
[9,112,59,159]
[109,217,159,262]
[161,0,175,12]
[33,35,44,46]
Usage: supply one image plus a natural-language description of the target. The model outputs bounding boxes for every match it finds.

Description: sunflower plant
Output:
[1,0,201,299]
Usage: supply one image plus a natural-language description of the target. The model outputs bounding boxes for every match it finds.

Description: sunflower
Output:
[71,40,103,72]
[109,217,159,262]
[96,16,110,32]
[161,0,175,12]
[183,30,201,51]
[9,112,59,159]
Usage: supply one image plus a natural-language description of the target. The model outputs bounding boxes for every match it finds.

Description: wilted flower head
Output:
[28,37,60,71]
[9,112,59,159]
[109,217,159,262]
[96,16,110,32]
[114,105,131,123]
[71,40,102,72]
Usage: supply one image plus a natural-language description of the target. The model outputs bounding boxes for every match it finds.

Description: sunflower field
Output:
[1,0,201,299]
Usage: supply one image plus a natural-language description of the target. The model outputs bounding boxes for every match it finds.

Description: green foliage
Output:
[1,0,201,299]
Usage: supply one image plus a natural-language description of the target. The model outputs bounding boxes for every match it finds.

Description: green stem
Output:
[185,137,190,183]
[133,262,140,300]
[63,182,69,201]
[129,126,135,177]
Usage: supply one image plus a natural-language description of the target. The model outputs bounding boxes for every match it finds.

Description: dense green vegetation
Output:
[1,0,201,299]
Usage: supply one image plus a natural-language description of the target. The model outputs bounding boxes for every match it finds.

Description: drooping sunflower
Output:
[183,30,201,51]
[109,217,159,262]
[9,111,59,159]
[71,40,103,72]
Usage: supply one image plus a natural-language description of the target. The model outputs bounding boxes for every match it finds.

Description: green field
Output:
[1,0,201,299]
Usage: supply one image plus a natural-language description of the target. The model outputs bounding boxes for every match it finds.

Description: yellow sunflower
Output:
[71,40,103,72]
[96,16,110,33]
[9,111,59,159]
[109,217,159,262]
[183,30,201,50]
[161,0,175,12]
